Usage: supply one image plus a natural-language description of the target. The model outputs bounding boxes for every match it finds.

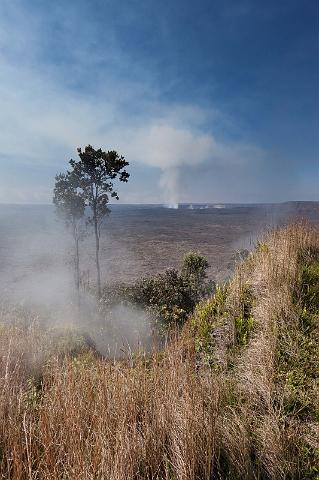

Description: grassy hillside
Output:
[0,223,318,479]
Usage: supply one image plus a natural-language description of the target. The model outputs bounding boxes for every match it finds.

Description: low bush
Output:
[101,252,215,331]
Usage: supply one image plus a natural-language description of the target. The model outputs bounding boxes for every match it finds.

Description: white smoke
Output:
[160,167,179,208]
[122,117,264,206]
[124,122,216,205]
[0,206,154,356]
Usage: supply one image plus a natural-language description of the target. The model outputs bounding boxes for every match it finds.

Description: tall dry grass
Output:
[0,223,318,479]
[0,330,222,479]
[217,222,319,479]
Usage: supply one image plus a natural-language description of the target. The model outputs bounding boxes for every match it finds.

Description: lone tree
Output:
[53,172,86,296]
[68,145,129,298]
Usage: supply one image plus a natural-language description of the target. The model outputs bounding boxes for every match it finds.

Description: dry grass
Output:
[0,223,318,479]
[0,332,221,479]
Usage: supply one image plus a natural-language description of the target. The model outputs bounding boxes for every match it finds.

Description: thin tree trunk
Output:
[75,235,80,306]
[94,216,101,298]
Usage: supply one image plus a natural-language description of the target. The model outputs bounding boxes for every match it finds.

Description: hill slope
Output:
[190,222,319,478]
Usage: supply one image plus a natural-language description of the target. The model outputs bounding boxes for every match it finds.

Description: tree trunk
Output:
[94,216,101,298]
[75,235,80,306]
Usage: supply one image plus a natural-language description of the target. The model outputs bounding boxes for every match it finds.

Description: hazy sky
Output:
[0,0,318,204]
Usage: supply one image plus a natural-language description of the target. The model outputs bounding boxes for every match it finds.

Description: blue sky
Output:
[0,0,318,203]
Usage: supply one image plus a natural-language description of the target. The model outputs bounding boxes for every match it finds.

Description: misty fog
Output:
[0,201,318,356]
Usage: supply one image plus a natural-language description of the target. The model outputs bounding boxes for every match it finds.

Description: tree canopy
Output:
[69,145,129,228]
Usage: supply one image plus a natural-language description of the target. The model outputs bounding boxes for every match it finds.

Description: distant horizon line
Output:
[0,200,318,207]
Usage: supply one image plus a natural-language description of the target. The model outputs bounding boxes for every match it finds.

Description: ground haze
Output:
[0,202,319,295]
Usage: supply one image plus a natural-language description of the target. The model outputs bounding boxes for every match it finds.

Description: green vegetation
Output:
[188,224,319,478]
[233,284,255,347]
[277,254,319,477]
[102,251,215,331]
[191,286,228,366]
[191,281,255,368]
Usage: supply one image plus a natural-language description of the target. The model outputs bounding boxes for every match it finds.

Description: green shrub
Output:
[101,252,215,331]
